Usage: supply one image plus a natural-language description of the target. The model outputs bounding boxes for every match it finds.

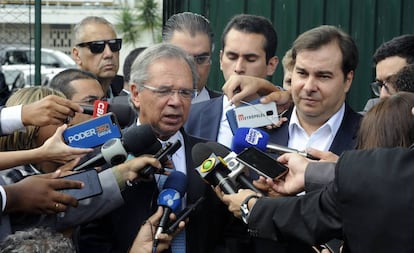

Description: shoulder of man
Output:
[110,75,124,96]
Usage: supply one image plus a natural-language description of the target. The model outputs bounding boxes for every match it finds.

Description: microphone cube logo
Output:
[63,113,122,148]
[244,128,264,146]
[158,188,182,211]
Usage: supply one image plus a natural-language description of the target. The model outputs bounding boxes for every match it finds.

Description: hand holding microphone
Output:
[73,124,162,171]
[81,99,136,129]
[192,142,261,194]
[232,127,319,160]
[154,171,187,245]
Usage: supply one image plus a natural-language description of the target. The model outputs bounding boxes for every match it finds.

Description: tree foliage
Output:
[116,0,161,46]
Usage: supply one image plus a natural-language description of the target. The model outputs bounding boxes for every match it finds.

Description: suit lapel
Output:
[329,103,362,154]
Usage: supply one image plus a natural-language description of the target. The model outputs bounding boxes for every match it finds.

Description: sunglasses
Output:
[76,39,122,54]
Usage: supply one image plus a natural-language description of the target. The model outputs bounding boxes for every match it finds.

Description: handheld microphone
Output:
[232,127,318,160]
[155,171,187,240]
[139,140,182,178]
[192,143,237,194]
[73,124,161,171]
[81,100,136,129]
[204,142,261,193]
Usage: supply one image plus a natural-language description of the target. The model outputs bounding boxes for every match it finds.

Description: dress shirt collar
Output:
[288,103,345,151]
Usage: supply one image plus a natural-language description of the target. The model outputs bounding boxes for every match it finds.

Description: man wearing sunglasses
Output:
[363,34,414,112]
[72,16,124,98]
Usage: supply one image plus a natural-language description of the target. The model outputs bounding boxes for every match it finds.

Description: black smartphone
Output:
[236,147,288,180]
[60,169,103,200]
[165,197,205,234]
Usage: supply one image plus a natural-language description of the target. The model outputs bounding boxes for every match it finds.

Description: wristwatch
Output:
[240,194,259,224]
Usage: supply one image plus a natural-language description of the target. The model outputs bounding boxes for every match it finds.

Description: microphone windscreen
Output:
[192,143,215,167]
[205,142,231,157]
[122,124,160,156]
[108,103,135,129]
[232,127,269,154]
[163,171,187,196]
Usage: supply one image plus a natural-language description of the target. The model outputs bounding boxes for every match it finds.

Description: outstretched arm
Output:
[0,124,92,170]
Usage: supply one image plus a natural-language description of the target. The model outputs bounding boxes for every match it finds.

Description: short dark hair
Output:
[291,25,358,78]
[373,34,414,65]
[389,64,414,93]
[49,68,98,99]
[123,47,147,83]
[162,12,213,51]
[220,14,277,63]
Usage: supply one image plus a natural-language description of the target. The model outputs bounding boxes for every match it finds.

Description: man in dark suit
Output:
[185,14,279,148]
[162,12,222,103]
[78,43,229,253]
[219,145,414,253]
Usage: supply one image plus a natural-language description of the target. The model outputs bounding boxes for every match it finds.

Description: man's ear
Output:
[344,70,354,93]
[266,56,279,76]
[129,83,141,108]
[72,47,82,66]
[219,50,224,71]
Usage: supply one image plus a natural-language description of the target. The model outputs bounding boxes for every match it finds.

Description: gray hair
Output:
[162,12,214,51]
[0,227,75,253]
[73,16,116,44]
[130,43,199,90]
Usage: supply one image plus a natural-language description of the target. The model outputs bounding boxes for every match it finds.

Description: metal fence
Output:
[0,0,121,105]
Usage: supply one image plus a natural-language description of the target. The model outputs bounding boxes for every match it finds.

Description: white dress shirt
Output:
[288,103,345,152]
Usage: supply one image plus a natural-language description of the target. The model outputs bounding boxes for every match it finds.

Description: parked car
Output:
[2,65,49,90]
[0,47,76,68]
[0,47,76,89]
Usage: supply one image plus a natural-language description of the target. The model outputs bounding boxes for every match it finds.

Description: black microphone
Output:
[73,124,161,171]
[204,142,261,194]
[155,171,187,240]
[139,140,182,178]
[81,100,136,129]
[192,143,237,194]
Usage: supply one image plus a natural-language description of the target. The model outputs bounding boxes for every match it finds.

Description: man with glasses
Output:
[72,16,124,98]
[363,34,414,112]
[162,12,222,103]
[78,44,230,253]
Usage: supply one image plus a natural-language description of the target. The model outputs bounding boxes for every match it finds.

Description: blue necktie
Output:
[156,146,186,253]
[171,229,186,253]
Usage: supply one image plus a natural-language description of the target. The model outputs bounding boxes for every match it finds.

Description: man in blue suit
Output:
[185,14,279,148]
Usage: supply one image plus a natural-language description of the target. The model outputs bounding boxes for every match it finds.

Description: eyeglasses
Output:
[140,84,197,100]
[370,80,395,97]
[193,54,211,65]
[76,39,122,54]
